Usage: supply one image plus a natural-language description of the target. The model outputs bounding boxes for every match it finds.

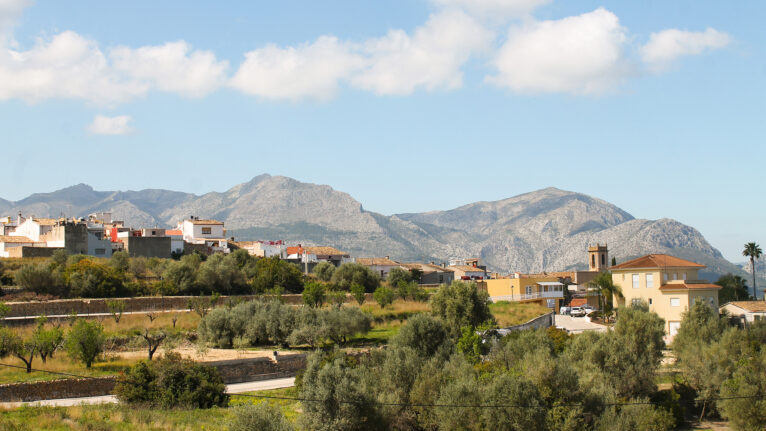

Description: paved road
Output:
[554,314,608,333]
[0,377,296,408]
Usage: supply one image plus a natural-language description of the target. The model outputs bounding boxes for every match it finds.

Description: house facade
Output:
[356,257,402,279]
[400,262,455,285]
[611,254,721,336]
[720,301,766,323]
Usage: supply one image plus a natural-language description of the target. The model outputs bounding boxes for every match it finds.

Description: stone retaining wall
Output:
[0,377,116,402]
[3,295,301,318]
[0,353,308,402]
[498,312,555,334]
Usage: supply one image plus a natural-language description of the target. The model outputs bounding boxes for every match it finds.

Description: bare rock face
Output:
[0,176,748,282]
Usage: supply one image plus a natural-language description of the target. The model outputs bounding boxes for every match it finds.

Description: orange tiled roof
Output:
[610,254,705,270]
[287,246,348,256]
[569,298,588,307]
[0,235,36,243]
[658,283,721,291]
[165,230,182,236]
[356,257,400,266]
[450,265,486,272]
[518,271,576,279]
[725,301,766,313]
[32,218,60,226]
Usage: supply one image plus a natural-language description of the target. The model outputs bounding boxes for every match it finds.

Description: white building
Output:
[233,240,285,258]
[356,257,403,279]
[721,301,766,323]
[178,218,228,253]
[0,235,44,257]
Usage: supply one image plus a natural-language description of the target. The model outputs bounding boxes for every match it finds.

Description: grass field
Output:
[0,387,301,430]
[489,301,552,327]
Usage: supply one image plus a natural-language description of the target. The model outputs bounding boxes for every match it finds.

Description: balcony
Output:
[490,290,564,303]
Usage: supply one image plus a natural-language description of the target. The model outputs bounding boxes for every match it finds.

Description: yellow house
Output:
[610,254,721,336]
[483,275,565,310]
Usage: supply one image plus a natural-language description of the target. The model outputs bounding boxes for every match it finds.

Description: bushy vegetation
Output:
[114,352,228,408]
[12,249,306,298]
[298,303,676,431]
[331,263,380,292]
[198,300,372,349]
[673,301,766,429]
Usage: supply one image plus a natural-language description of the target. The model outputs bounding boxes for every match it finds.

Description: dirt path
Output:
[116,347,299,362]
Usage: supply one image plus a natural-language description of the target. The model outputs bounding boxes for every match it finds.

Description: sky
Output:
[0,0,763,262]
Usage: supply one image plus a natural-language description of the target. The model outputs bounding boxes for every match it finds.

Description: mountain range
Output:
[1,175,760,286]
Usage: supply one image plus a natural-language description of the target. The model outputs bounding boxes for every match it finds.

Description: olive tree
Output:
[65,319,105,368]
[430,281,493,338]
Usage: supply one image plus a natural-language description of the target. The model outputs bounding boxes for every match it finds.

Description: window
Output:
[201,227,212,235]
[95,248,105,255]
[632,274,640,289]
[601,254,606,265]
[663,273,668,281]
[682,272,687,280]
[755,315,762,321]
[632,298,643,307]
[591,254,596,268]
[670,298,680,307]
[672,273,677,280]
[646,273,654,289]
[649,298,653,305]
[526,286,533,295]
[708,297,715,305]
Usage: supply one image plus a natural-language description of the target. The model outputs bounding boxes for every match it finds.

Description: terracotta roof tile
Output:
[287,246,348,256]
[724,301,766,313]
[0,235,36,243]
[356,257,400,266]
[610,254,705,270]
[570,298,588,307]
[450,265,487,272]
[32,218,60,226]
[658,283,721,291]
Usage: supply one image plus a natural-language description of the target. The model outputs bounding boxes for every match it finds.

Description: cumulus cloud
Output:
[487,8,629,95]
[0,30,229,104]
[430,0,551,20]
[229,36,364,101]
[110,41,228,98]
[0,31,147,105]
[641,27,731,72]
[351,10,492,95]
[87,114,134,135]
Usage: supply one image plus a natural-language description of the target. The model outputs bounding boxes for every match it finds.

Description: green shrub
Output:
[65,319,105,368]
[373,286,395,308]
[114,352,228,408]
[230,403,294,431]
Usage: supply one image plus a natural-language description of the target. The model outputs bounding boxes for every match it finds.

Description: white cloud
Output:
[229,36,363,101]
[87,114,134,135]
[110,41,228,98]
[351,10,492,95]
[641,28,731,72]
[0,31,147,105]
[0,0,32,41]
[430,0,551,20]
[487,8,629,95]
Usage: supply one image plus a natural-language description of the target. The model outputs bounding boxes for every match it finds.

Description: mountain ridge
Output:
[0,175,757,285]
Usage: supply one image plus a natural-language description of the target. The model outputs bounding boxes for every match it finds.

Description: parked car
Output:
[570,307,586,317]
[559,306,571,315]
[582,305,597,314]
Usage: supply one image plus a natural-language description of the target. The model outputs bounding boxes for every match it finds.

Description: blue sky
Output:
[0,0,763,262]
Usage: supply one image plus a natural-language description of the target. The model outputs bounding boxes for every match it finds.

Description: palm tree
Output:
[588,271,623,322]
[743,242,763,299]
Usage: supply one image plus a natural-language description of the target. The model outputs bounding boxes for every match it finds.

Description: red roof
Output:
[165,230,182,236]
[658,283,721,291]
[610,254,705,270]
[569,298,587,307]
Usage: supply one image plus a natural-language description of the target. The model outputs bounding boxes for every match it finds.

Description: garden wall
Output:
[0,353,308,402]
